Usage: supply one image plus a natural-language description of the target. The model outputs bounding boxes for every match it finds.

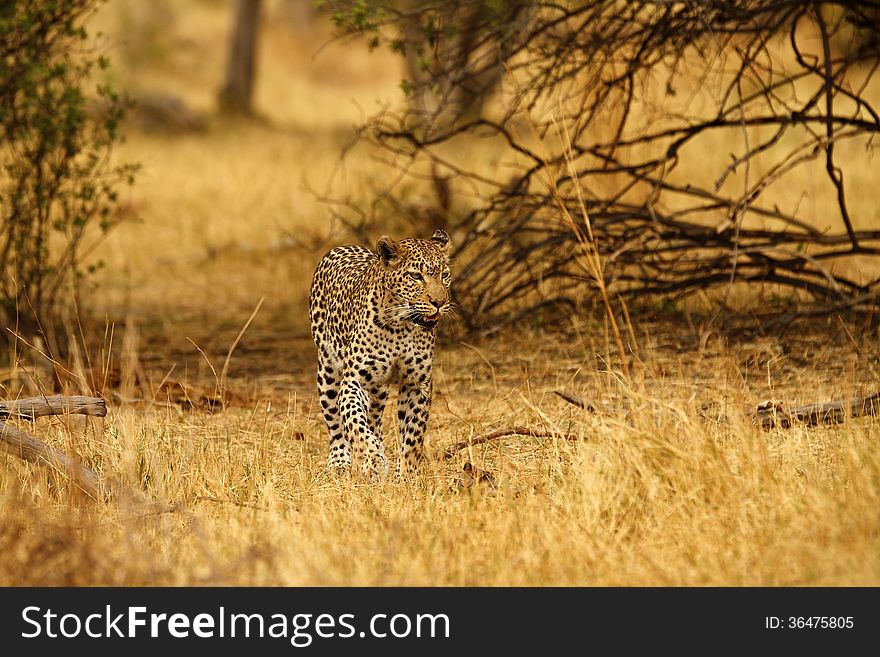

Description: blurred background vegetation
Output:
[1,0,878,360]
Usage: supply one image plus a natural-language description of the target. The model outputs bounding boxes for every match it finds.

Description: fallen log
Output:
[0,395,107,500]
[0,395,106,420]
[754,391,880,430]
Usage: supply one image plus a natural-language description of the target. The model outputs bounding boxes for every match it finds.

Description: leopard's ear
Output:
[376,235,402,265]
[431,229,451,251]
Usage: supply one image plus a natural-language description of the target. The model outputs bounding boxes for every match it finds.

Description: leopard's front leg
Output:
[396,363,432,479]
[340,373,389,481]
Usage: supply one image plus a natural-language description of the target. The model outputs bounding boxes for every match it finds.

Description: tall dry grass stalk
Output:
[540,105,632,380]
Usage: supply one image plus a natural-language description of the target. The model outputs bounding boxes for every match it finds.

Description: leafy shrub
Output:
[0,0,136,333]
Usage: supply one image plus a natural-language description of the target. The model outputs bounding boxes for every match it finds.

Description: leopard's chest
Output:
[348,324,434,386]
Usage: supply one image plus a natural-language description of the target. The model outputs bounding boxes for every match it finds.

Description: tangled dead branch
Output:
[325,1,880,333]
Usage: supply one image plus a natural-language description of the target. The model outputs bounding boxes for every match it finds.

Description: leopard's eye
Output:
[408,271,424,282]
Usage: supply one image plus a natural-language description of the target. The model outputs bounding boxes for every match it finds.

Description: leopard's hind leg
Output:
[317,359,350,474]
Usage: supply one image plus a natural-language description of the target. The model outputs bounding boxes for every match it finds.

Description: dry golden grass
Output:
[2,324,879,586]
[1,1,878,587]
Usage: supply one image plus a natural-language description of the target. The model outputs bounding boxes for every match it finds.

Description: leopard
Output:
[308,229,453,480]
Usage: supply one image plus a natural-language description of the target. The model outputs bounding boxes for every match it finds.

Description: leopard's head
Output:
[376,229,453,328]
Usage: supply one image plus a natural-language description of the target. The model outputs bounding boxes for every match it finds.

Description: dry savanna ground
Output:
[1,1,878,586]
[2,318,879,586]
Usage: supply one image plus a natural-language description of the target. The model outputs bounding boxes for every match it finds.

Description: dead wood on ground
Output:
[0,395,107,500]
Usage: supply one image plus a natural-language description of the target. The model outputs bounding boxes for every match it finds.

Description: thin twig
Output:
[443,425,584,460]
[553,390,597,412]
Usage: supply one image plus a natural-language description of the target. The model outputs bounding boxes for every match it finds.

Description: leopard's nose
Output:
[430,299,444,310]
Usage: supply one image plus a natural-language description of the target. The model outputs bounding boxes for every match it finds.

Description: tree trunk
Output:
[218,0,262,116]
